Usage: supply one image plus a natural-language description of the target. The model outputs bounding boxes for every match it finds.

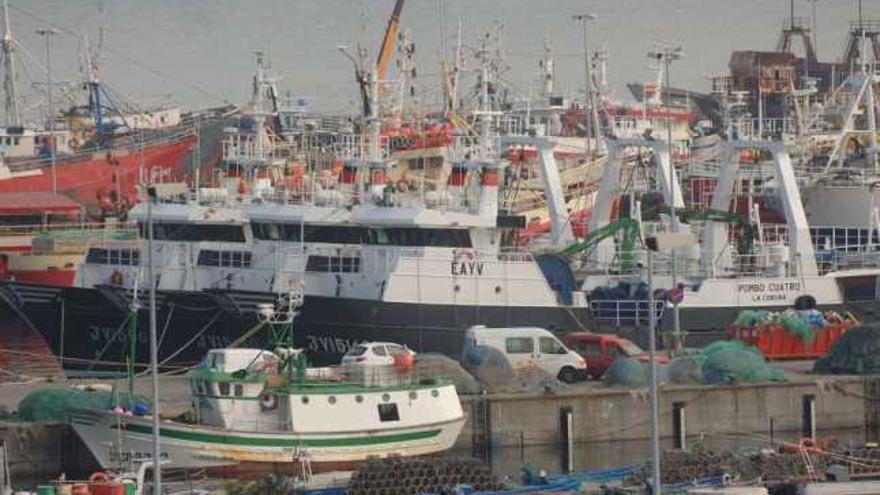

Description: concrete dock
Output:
[0,368,875,483]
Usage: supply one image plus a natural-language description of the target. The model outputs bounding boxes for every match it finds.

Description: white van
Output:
[464,326,588,383]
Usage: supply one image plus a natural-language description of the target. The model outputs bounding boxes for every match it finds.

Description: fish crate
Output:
[728,322,854,360]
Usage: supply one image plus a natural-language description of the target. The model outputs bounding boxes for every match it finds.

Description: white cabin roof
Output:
[129,202,248,223]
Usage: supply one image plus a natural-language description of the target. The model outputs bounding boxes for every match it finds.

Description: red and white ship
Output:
[0,131,195,207]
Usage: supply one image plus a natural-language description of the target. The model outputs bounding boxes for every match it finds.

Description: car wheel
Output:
[558,367,578,384]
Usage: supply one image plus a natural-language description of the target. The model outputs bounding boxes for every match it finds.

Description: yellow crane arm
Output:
[376,0,405,81]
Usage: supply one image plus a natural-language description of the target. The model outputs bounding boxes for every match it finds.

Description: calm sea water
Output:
[9,0,872,116]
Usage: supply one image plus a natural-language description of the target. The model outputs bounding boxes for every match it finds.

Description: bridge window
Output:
[252,223,471,248]
[140,222,246,243]
[305,255,360,273]
[197,250,252,268]
[85,248,140,265]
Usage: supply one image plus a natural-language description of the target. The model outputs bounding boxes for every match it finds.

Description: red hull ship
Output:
[0,133,195,206]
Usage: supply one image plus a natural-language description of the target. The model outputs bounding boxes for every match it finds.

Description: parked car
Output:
[341,342,415,366]
[561,332,669,379]
[463,325,588,383]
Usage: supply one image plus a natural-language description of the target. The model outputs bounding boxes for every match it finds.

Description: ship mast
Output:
[1,0,20,126]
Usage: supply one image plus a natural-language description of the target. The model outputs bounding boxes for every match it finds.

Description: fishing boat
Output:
[0,1,195,209]
[68,297,466,470]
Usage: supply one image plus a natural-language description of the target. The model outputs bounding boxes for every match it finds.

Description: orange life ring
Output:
[88,471,110,484]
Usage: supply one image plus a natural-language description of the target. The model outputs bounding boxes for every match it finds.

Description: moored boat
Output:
[69,299,466,470]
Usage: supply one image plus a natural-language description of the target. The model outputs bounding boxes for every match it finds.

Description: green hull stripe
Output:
[122,423,441,448]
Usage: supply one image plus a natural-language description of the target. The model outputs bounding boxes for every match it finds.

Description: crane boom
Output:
[376,0,405,81]
[559,218,641,272]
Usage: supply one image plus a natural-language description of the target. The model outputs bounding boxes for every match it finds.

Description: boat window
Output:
[373,227,472,248]
[85,248,140,266]
[305,225,369,244]
[373,345,387,357]
[252,223,471,248]
[218,382,230,396]
[505,337,534,354]
[539,337,568,355]
[305,255,360,273]
[197,250,253,268]
[140,222,246,243]
[233,384,243,397]
[378,403,400,422]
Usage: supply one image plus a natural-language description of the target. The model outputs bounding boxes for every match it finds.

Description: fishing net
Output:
[460,345,564,393]
[604,358,669,387]
[17,387,149,422]
[412,353,482,395]
[779,314,815,342]
[733,310,769,327]
[701,341,784,385]
[667,354,705,385]
[814,323,880,374]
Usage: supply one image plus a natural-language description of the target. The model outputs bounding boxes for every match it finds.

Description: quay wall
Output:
[0,421,95,482]
[457,376,870,450]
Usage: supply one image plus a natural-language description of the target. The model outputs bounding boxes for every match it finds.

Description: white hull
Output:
[71,410,465,469]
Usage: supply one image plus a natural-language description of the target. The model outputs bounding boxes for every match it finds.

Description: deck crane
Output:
[376,0,405,82]
[558,217,641,273]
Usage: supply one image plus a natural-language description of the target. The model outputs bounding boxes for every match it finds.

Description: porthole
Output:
[431,389,439,398]
[409,391,418,400]
[382,393,391,402]
[301,396,309,404]
[355,395,364,403]
[328,396,337,404]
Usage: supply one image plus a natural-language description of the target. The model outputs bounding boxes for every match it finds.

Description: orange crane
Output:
[375,0,405,81]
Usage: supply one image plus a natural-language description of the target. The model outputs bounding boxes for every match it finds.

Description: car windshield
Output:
[347,345,368,357]
[620,340,644,356]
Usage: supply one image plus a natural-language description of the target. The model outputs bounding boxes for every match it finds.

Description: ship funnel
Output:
[477,161,500,218]
[338,159,359,204]
[446,161,469,207]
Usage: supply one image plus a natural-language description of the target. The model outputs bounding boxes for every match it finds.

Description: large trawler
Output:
[1,57,595,371]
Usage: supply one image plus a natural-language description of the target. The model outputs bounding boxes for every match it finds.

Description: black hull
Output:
[4,281,880,372]
[0,283,595,370]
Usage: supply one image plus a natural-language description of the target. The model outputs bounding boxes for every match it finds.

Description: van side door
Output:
[504,336,535,372]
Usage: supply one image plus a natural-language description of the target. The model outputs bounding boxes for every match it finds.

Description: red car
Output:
[561,332,669,379]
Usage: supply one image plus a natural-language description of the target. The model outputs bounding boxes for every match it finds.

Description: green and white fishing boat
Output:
[69,297,466,470]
